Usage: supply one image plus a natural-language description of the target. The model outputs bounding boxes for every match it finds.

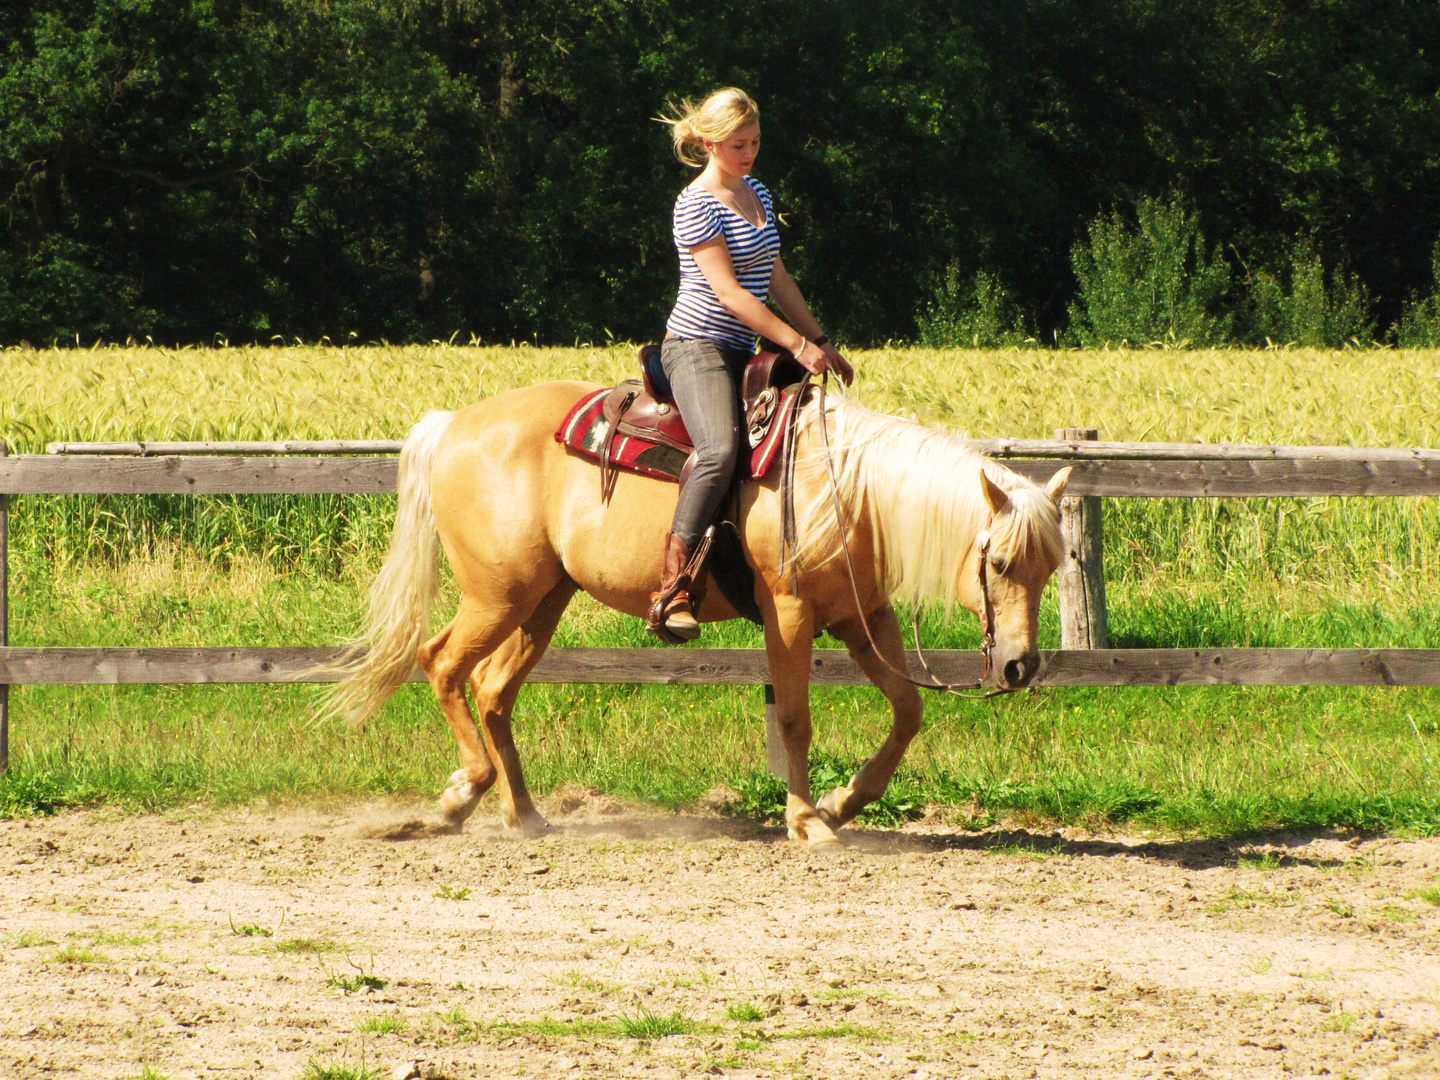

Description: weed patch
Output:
[617,1005,695,1039]
[44,944,109,965]
[272,937,338,955]
[356,1014,407,1035]
[726,1002,766,1023]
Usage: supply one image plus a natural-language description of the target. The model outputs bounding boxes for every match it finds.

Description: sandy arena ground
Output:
[2,789,1438,1080]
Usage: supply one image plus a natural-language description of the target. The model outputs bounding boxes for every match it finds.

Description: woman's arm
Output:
[690,240,853,383]
[769,257,853,383]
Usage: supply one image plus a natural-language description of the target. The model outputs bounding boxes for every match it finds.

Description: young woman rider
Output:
[648,87,854,643]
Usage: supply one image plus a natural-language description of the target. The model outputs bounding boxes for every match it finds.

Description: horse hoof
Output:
[504,813,553,837]
[806,838,844,857]
[439,782,480,827]
[815,786,850,829]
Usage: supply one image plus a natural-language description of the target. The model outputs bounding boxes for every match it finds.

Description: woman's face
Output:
[704,123,760,177]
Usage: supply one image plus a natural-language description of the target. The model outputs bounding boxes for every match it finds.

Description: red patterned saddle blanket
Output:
[554,348,808,485]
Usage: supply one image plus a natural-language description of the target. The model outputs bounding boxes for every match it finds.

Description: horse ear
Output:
[980,470,1009,514]
[1044,466,1073,501]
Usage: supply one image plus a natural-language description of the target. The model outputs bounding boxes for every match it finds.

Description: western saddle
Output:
[597,344,809,629]
[598,343,805,492]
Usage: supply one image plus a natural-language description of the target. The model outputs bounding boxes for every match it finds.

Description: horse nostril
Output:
[1003,658,1027,686]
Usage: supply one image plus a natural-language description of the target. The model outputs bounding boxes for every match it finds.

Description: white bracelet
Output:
[796,338,809,362]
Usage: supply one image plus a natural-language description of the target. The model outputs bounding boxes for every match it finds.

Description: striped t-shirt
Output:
[665,176,780,351]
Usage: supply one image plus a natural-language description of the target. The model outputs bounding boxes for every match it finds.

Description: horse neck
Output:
[799,398,994,611]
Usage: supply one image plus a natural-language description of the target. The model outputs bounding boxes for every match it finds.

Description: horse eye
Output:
[990,556,1009,576]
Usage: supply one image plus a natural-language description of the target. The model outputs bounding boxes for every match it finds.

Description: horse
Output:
[322,379,1072,850]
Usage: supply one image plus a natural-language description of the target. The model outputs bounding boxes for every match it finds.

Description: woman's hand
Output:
[796,338,854,386]
[818,341,854,385]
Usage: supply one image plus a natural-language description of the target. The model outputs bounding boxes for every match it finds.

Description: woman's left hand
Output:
[817,342,854,386]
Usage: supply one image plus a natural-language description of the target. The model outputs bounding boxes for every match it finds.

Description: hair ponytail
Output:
[657,88,760,168]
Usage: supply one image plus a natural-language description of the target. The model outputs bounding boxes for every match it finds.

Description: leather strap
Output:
[812,374,1008,698]
[600,388,636,502]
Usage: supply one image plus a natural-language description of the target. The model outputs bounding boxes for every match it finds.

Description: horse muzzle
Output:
[993,648,1041,690]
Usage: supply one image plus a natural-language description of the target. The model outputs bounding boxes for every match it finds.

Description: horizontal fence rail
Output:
[2,647,1438,688]
[44,439,406,456]
[46,438,1440,463]
[4,453,1440,498]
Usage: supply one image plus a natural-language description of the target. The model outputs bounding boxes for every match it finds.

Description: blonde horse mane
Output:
[794,393,1064,614]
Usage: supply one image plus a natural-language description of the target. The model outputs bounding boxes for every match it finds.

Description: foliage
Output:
[1246,240,1375,346]
[298,1059,384,1080]
[617,1006,695,1039]
[4,2,1440,344]
[1393,238,1440,347]
[916,266,1033,348]
[1068,193,1233,346]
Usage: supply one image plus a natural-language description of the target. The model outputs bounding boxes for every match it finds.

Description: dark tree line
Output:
[4,0,1440,346]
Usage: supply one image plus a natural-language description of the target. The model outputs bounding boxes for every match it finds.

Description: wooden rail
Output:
[1,646,1437,687]
[1,436,1437,773]
[4,453,1440,497]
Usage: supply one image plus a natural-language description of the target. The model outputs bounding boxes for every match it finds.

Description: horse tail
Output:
[315,409,454,727]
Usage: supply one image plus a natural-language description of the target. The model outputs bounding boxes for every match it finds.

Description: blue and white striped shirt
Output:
[665,177,780,351]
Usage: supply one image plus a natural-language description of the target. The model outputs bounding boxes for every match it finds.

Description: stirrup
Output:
[648,589,700,643]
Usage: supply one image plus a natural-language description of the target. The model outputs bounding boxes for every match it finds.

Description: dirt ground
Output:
[2,789,1438,1080]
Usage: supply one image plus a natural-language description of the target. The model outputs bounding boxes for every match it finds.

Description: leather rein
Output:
[807,373,1013,699]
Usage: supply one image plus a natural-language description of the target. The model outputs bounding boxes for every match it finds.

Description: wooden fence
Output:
[2,434,1439,773]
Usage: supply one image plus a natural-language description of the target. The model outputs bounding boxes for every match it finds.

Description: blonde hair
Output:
[659,88,760,167]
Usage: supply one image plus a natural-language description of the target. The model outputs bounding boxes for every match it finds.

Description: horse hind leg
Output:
[437,651,500,828]
[816,603,924,830]
[418,595,531,830]
[470,579,577,835]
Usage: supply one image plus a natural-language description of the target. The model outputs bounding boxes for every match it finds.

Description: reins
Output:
[808,373,1014,699]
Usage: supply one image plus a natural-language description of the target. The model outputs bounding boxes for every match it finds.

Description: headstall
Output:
[810,374,1013,699]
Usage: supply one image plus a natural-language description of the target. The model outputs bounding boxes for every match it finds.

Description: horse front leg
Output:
[816,603,924,830]
[762,593,841,850]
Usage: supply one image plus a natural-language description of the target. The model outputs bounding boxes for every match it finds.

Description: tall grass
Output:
[2,345,1438,834]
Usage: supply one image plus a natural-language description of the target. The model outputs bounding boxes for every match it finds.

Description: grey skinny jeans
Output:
[661,336,751,549]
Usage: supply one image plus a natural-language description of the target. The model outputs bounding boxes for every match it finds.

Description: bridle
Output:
[809,374,1014,699]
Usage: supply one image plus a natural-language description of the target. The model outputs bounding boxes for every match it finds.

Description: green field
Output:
[3,344,1439,834]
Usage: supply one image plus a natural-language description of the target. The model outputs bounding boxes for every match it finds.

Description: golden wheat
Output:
[4,344,1438,451]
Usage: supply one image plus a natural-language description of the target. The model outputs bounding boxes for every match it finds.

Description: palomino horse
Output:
[324,380,1071,850]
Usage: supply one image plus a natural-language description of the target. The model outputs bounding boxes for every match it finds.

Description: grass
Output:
[616,1005,695,1039]
[356,1014,407,1035]
[432,884,471,901]
[1320,1011,1360,1034]
[327,972,388,994]
[1207,886,1304,913]
[44,944,109,964]
[1237,850,1283,872]
[1408,885,1440,907]
[2,345,1439,837]
[779,1023,888,1041]
[726,1002,768,1023]
[271,938,339,955]
[299,1059,384,1080]
[553,970,620,994]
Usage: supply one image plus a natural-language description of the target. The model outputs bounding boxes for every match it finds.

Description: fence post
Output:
[1,440,8,773]
[1055,427,1109,649]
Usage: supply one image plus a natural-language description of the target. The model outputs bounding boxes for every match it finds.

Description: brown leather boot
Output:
[647,533,701,643]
